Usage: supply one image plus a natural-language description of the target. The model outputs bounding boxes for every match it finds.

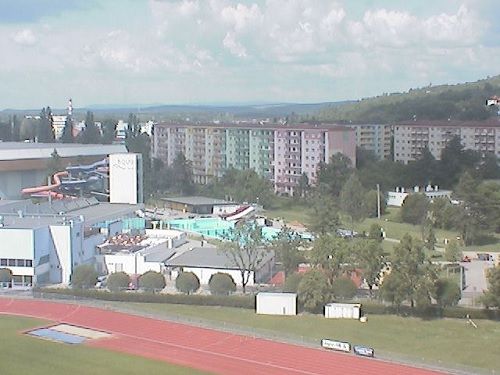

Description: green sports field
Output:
[0,315,208,375]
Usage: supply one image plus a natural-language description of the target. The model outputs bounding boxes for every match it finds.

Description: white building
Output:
[256,292,297,316]
[96,229,186,275]
[386,185,452,207]
[0,197,142,286]
[51,115,68,140]
[166,246,275,287]
[324,303,361,319]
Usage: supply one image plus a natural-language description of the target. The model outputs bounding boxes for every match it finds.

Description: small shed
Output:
[324,303,361,319]
[256,292,297,316]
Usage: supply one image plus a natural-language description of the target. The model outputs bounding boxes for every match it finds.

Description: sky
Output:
[1,0,499,109]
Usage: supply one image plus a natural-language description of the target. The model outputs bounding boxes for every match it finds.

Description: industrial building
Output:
[0,142,127,199]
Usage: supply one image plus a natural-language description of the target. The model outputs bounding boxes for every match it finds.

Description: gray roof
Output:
[0,197,141,229]
[162,196,232,206]
[166,246,274,270]
[0,142,127,161]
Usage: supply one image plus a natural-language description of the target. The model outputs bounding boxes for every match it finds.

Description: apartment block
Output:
[152,123,356,195]
[394,120,500,164]
[350,124,392,159]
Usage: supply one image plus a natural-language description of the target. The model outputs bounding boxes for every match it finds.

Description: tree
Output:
[368,223,383,242]
[78,111,101,144]
[220,223,270,293]
[138,271,166,292]
[219,168,273,208]
[380,235,436,308]
[481,266,500,308]
[400,193,429,225]
[331,277,357,300]
[308,196,340,235]
[316,153,353,197]
[101,119,117,144]
[170,152,195,195]
[106,272,131,292]
[270,226,305,279]
[208,273,236,295]
[364,189,386,218]
[340,173,368,231]
[37,107,54,143]
[309,234,352,286]
[353,240,385,295]
[433,278,461,307]
[46,149,63,181]
[60,116,74,143]
[283,272,303,293]
[175,271,200,294]
[421,218,436,250]
[295,173,310,200]
[297,269,331,313]
[444,240,462,262]
[71,264,98,289]
[0,268,12,285]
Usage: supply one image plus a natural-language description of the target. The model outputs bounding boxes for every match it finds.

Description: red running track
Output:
[0,298,446,375]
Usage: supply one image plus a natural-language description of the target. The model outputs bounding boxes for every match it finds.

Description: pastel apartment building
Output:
[152,123,356,195]
[394,119,500,164]
[349,124,392,160]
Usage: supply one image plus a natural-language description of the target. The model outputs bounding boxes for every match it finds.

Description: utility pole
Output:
[376,183,381,219]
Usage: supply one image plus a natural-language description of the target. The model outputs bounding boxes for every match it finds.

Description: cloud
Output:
[223,31,247,57]
[11,29,37,45]
[0,0,95,23]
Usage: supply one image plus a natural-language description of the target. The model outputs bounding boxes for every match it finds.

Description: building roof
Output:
[166,246,274,270]
[0,197,141,229]
[162,196,233,206]
[0,142,127,161]
[155,122,354,132]
[394,119,500,128]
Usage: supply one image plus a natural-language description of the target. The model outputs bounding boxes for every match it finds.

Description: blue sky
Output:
[1,0,499,109]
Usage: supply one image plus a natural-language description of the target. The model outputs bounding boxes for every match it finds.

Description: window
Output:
[0,259,6,266]
[16,259,25,267]
[26,260,33,267]
[8,259,15,266]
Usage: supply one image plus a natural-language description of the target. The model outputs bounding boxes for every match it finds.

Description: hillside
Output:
[319,75,500,123]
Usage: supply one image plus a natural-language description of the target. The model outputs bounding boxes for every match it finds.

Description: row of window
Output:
[0,258,33,267]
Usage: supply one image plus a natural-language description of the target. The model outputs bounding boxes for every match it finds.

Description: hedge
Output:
[36,288,255,309]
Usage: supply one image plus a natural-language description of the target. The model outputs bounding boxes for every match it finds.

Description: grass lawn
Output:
[0,315,207,375]
[111,302,500,373]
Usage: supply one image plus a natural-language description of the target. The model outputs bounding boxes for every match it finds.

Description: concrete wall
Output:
[109,153,143,204]
[173,267,251,286]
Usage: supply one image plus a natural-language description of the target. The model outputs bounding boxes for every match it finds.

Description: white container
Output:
[256,292,297,316]
[324,303,361,319]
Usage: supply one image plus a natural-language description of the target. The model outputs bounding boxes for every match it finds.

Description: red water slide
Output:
[21,171,68,195]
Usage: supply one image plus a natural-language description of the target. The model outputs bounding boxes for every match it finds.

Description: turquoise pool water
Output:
[167,217,313,241]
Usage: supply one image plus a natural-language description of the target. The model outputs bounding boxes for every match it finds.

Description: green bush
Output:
[331,277,358,300]
[106,272,131,292]
[138,271,166,292]
[283,272,303,293]
[434,278,461,307]
[0,268,12,283]
[71,264,98,289]
[175,272,200,294]
[208,273,236,296]
[36,288,255,309]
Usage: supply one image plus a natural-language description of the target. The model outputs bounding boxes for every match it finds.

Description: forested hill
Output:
[318,75,500,124]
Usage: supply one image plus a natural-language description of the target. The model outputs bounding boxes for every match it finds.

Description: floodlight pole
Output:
[376,184,381,219]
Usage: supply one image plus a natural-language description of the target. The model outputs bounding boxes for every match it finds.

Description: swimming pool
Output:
[167,217,313,241]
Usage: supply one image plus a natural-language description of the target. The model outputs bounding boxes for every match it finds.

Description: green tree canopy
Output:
[309,234,352,286]
[106,272,130,292]
[297,269,331,313]
[78,111,101,144]
[433,278,461,307]
[331,277,357,300]
[308,195,340,235]
[270,226,305,279]
[481,266,500,308]
[400,193,429,225]
[175,271,200,294]
[60,117,74,143]
[138,271,166,292]
[353,240,385,295]
[0,268,12,283]
[220,223,269,293]
[316,153,353,197]
[340,173,369,228]
[380,235,437,308]
[71,264,98,289]
[283,272,303,293]
[208,272,236,295]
